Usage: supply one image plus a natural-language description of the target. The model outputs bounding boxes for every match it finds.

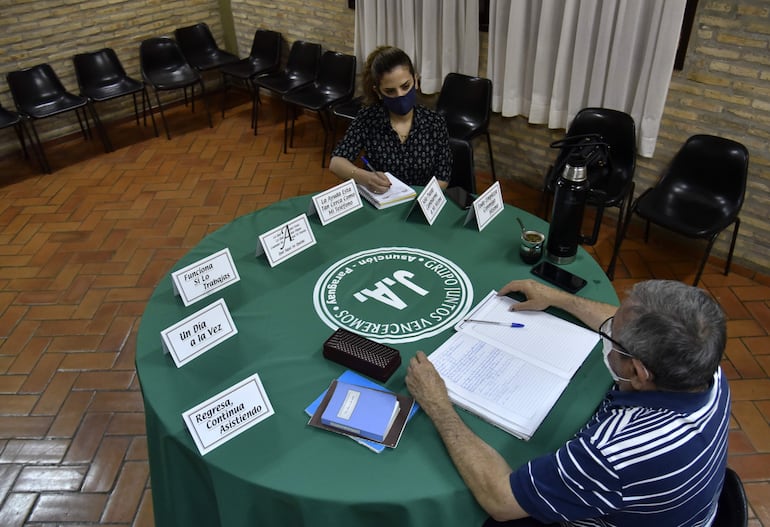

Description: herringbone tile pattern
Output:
[0,96,768,526]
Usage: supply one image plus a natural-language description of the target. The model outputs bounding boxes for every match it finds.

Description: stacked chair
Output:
[140,36,213,140]
[282,50,356,167]
[219,29,283,133]
[253,40,322,135]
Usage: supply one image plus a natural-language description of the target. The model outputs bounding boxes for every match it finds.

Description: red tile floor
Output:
[0,95,769,526]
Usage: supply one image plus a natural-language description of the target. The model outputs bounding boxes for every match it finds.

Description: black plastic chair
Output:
[448,138,476,194]
[140,37,213,140]
[330,95,363,146]
[543,107,637,279]
[6,63,111,173]
[73,48,158,139]
[253,40,321,134]
[219,29,283,132]
[609,134,748,286]
[282,51,356,166]
[435,73,496,181]
[714,467,748,527]
[174,22,239,73]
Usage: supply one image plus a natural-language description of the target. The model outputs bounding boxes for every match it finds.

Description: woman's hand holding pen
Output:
[361,156,392,194]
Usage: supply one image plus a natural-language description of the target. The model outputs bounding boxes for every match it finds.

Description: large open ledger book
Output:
[429,290,600,440]
[357,172,416,209]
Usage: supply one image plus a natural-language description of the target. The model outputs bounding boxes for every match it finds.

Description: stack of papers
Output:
[429,291,599,440]
[357,172,416,209]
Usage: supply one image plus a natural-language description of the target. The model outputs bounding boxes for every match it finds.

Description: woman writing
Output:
[330,46,452,193]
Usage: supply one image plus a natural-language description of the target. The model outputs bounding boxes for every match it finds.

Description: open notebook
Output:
[429,291,599,440]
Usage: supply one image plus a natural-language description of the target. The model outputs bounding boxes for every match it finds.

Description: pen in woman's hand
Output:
[361,156,391,192]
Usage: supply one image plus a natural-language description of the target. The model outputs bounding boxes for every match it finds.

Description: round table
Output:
[136,193,618,527]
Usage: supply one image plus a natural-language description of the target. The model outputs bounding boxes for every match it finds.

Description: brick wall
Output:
[1,0,769,274]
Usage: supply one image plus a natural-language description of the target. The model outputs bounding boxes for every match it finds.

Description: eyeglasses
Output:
[598,317,634,359]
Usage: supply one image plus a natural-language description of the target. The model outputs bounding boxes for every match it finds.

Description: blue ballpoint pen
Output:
[361,156,377,173]
[464,319,525,328]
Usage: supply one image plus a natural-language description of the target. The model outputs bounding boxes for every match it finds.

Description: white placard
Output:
[308,179,363,225]
[182,373,275,455]
[171,248,240,307]
[414,176,447,225]
[464,181,504,231]
[255,213,317,267]
[160,298,238,367]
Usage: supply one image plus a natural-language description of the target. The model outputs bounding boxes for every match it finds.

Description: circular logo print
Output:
[313,247,474,344]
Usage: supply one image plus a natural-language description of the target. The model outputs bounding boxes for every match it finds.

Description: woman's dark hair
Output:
[362,46,416,106]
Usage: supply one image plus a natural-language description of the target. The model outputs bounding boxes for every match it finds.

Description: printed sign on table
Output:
[160,298,238,367]
[182,373,274,455]
[256,213,317,267]
[464,181,504,231]
[412,176,447,225]
[171,248,240,307]
[308,179,363,225]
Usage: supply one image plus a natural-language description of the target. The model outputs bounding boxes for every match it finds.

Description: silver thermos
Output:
[546,160,589,264]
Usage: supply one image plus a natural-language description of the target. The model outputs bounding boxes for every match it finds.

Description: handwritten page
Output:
[455,291,599,377]
[428,290,600,440]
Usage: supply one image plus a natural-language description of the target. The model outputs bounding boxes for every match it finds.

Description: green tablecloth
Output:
[136,193,618,527]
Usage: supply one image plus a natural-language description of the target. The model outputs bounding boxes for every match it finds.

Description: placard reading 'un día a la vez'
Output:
[160,298,238,368]
[171,248,240,307]
[465,181,504,231]
[415,176,447,225]
[309,179,363,225]
[182,373,274,455]
[256,213,317,267]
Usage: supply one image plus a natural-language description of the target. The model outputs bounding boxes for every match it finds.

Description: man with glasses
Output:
[406,279,729,527]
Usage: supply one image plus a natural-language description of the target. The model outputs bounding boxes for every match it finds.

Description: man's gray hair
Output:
[615,280,726,391]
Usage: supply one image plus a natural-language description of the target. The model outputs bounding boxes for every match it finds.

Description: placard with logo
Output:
[256,213,317,267]
[160,298,238,367]
[182,373,274,455]
[464,181,504,231]
[308,179,363,225]
[171,248,240,307]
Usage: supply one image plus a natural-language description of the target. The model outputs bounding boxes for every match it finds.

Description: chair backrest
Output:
[175,22,220,56]
[713,467,748,527]
[73,48,127,90]
[435,72,492,128]
[249,29,283,64]
[552,107,637,203]
[140,37,189,74]
[657,134,749,215]
[316,51,356,97]
[7,64,68,109]
[448,138,475,194]
[285,40,322,80]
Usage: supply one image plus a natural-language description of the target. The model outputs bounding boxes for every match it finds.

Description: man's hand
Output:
[497,278,567,312]
[405,351,453,418]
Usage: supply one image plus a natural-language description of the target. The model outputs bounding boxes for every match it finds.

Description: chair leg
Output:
[14,121,29,159]
[131,92,140,126]
[198,81,213,129]
[283,102,291,154]
[152,90,172,140]
[142,87,159,137]
[319,109,332,168]
[86,102,113,152]
[76,107,91,140]
[606,198,637,281]
[221,73,229,119]
[25,119,51,173]
[485,131,497,181]
[724,218,740,276]
[252,84,261,136]
[694,235,719,287]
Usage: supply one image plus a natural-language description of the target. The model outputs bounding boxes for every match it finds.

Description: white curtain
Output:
[487,0,686,157]
[354,0,479,94]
